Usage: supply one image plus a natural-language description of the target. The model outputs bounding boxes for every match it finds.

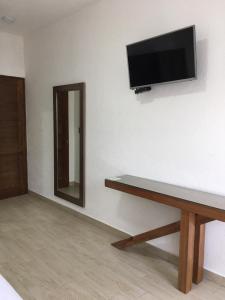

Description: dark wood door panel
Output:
[57,91,69,188]
[0,75,27,200]
[0,155,19,187]
[0,121,19,152]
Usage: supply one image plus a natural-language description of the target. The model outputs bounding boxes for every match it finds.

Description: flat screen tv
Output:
[127,26,197,91]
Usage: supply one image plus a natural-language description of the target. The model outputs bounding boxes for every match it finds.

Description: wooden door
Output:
[0,76,27,199]
[57,91,69,188]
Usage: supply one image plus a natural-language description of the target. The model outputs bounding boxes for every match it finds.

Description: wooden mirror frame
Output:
[53,82,85,207]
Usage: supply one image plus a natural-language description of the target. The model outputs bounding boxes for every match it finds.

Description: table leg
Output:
[178,210,196,293]
[111,221,180,249]
[193,216,205,284]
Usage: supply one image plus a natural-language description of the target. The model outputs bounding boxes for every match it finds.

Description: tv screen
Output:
[127,26,196,89]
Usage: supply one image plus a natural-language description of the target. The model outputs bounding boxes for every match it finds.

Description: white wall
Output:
[68,92,75,182]
[25,0,225,277]
[0,32,25,77]
[68,91,80,183]
[74,91,80,183]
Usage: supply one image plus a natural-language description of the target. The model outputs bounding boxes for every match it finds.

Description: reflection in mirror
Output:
[54,83,85,207]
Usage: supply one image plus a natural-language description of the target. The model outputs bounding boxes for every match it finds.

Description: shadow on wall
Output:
[136,39,208,104]
[115,192,180,254]
[116,192,180,230]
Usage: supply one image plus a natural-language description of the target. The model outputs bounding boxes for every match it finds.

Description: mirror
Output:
[53,83,85,207]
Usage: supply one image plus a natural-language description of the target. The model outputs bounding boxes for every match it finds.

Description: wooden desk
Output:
[105,175,225,294]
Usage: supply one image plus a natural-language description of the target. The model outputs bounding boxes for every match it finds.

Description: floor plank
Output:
[0,195,224,299]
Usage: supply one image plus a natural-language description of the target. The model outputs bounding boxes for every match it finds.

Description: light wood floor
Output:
[58,182,80,198]
[0,194,224,300]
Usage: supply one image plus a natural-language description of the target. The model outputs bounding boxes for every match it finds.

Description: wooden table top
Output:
[105,175,225,221]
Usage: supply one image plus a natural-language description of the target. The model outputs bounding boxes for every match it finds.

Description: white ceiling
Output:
[0,0,98,36]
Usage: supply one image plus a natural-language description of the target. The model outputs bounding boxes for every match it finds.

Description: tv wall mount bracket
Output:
[134,86,152,94]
